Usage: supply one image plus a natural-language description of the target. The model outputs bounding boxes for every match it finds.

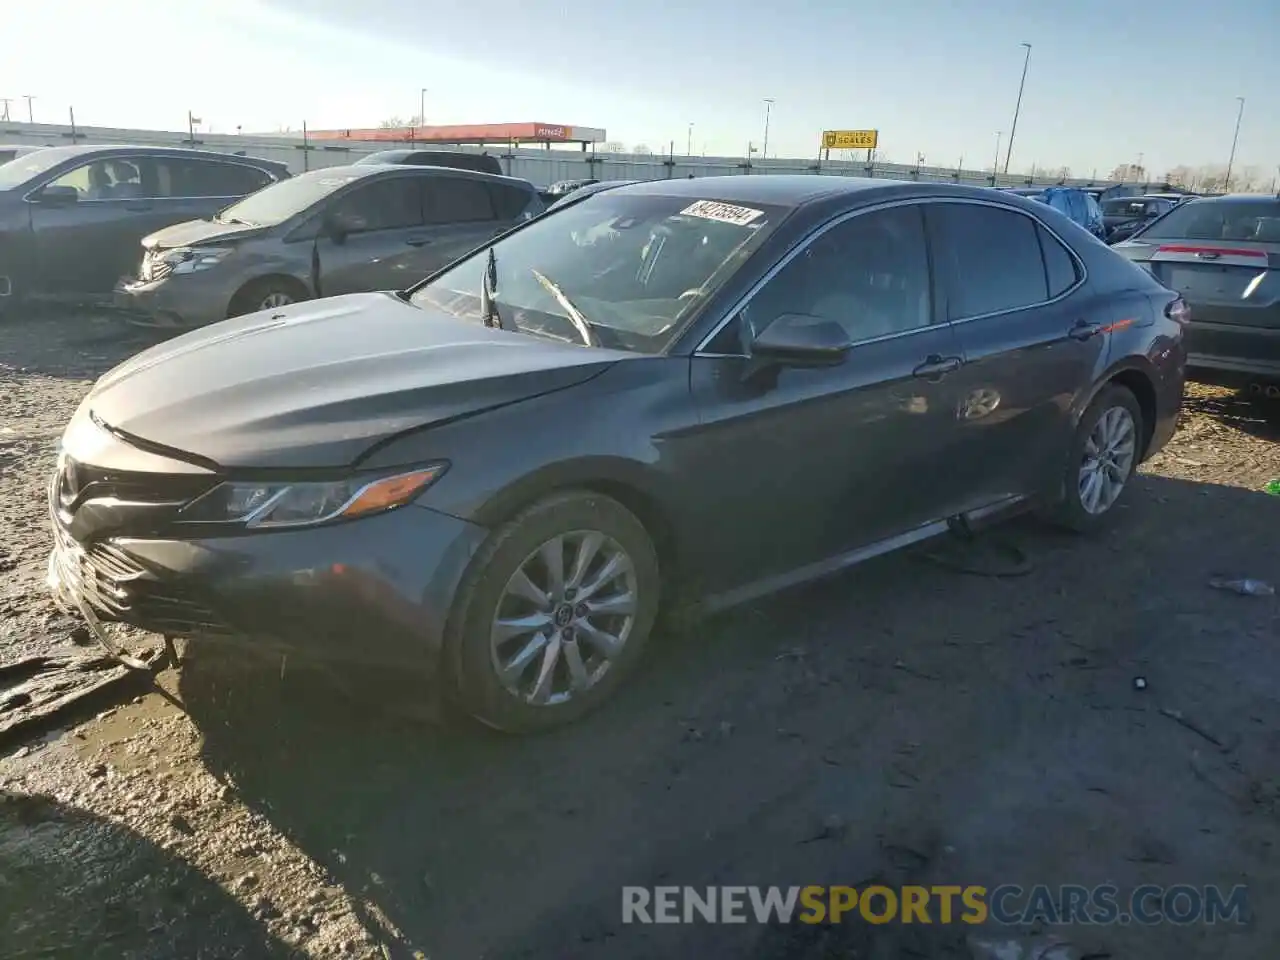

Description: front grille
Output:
[56,456,216,516]
[52,520,233,637]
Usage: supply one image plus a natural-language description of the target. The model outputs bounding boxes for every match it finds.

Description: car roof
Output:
[301,163,533,189]
[609,174,1021,208]
[1195,193,1280,204]
[8,143,286,167]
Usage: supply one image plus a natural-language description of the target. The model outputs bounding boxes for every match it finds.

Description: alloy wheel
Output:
[490,530,638,706]
[1078,405,1137,515]
[259,292,294,310]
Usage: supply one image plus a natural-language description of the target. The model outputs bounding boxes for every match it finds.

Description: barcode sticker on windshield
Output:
[679,200,764,226]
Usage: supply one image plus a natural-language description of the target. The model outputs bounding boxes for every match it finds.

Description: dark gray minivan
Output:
[0,145,289,303]
[118,164,544,327]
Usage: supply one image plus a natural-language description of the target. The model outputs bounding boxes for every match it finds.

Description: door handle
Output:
[912,355,962,380]
[1068,321,1102,341]
[404,236,432,247]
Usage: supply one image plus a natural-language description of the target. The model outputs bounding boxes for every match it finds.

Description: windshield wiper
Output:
[530,269,598,346]
[480,248,509,331]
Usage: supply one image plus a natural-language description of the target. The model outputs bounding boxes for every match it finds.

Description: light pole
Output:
[1002,42,1032,174]
[419,88,427,127]
[1224,96,1245,191]
[687,122,694,157]
[23,94,35,123]
[993,131,1002,178]
[761,98,774,160]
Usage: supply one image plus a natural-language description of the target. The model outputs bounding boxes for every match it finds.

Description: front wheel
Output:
[447,491,661,733]
[1046,385,1144,533]
[227,277,308,319]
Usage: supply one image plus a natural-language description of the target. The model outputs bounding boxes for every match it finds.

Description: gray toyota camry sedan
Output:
[48,176,1187,732]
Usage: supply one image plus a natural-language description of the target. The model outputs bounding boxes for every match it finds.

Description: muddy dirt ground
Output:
[2,309,1280,959]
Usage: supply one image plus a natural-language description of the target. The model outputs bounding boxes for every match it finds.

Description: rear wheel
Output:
[447,491,660,733]
[227,277,309,318]
[1046,385,1144,533]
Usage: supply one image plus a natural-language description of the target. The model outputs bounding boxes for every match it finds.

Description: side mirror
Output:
[747,313,852,371]
[35,185,79,206]
[323,210,361,244]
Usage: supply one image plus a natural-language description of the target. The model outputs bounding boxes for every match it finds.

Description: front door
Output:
[29,156,176,294]
[313,175,429,296]
[926,201,1108,506]
[680,203,972,595]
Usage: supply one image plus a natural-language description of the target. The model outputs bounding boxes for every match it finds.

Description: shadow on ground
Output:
[176,474,1280,959]
[0,789,293,959]
[1180,387,1280,442]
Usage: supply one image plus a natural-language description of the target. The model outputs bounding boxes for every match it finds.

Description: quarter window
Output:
[1038,225,1080,298]
[931,204,1048,319]
[423,176,496,224]
[488,182,534,220]
[330,177,424,232]
[742,204,932,345]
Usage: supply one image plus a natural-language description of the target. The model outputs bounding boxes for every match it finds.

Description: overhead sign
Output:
[822,129,878,150]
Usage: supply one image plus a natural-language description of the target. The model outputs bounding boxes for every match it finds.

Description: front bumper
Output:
[114,272,236,329]
[48,504,489,670]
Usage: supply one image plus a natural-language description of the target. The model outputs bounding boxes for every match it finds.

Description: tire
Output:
[227,277,308,319]
[1046,385,1144,533]
[446,491,660,733]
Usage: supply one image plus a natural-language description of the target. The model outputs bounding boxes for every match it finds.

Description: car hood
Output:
[85,293,622,469]
[142,217,269,251]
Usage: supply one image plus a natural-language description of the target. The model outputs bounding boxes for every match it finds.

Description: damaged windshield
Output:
[409,192,788,353]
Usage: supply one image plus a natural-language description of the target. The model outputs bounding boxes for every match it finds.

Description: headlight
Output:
[161,247,233,274]
[179,464,448,529]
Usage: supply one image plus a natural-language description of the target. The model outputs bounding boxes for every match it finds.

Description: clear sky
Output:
[5,0,1276,178]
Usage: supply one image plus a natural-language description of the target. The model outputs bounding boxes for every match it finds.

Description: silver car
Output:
[116,164,544,327]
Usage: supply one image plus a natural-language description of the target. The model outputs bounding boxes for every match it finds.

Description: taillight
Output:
[1165,296,1191,325]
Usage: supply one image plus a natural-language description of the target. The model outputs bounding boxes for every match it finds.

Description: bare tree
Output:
[379,116,406,129]
[632,144,654,156]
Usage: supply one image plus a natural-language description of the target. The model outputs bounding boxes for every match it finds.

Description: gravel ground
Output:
[3,310,1280,959]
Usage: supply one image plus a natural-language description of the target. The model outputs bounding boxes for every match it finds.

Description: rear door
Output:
[313,175,427,295]
[1121,199,1280,374]
[927,200,1109,504]
[391,174,511,279]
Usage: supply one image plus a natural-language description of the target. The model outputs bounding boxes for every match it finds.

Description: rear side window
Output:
[1038,225,1080,297]
[424,176,495,224]
[930,203,1048,319]
[488,182,533,220]
[330,177,424,232]
[1141,199,1280,241]
[160,158,274,198]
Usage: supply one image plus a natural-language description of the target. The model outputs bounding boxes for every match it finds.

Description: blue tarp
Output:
[1038,186,1106,239]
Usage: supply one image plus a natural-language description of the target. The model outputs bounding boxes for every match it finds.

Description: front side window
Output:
[329,177,424,232]
[931,203,1048,319]
[46,156,147,200]
[741,204,932,345]
[410,192,787,354]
